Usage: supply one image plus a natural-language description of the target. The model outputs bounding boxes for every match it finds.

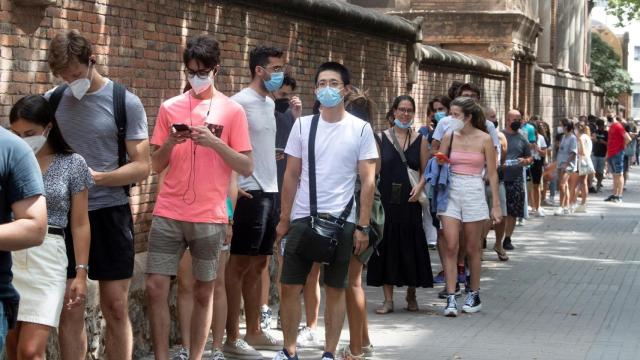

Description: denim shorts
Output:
[0,301,8,355]
[608,151,624,174]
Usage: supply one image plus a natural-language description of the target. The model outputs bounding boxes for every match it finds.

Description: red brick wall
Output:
[1,0,414,251]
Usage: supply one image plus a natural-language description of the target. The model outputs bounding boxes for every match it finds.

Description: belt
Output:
[48,227,64,236]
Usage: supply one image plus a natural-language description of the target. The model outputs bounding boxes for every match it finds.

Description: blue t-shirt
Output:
[0,128,45,302]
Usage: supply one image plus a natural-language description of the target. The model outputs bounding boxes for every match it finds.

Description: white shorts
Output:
[438,174,489,223]
[12,232,68,328]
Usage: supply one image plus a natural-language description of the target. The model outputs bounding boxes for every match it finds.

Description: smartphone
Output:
[207,123,224,138]
[172,123,190,132]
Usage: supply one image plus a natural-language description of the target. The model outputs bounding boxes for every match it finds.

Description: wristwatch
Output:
[75,264,89,272]
[355,225,371,235]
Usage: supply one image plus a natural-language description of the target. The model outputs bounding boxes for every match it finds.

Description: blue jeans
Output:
[0,301,7,356]
[608,151,625,174]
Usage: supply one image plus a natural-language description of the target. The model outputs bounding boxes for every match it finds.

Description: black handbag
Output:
[296,114,354,265]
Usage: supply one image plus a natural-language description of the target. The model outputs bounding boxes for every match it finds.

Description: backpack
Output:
[48,82,132,196]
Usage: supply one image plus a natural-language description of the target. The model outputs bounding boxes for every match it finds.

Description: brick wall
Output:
[1,0,414,252]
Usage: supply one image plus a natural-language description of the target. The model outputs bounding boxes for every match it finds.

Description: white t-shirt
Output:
[533,134,548,160]
[432,116,500,149]
[580,133,592,158]
[285,113,379,222]
[231,88,278,192]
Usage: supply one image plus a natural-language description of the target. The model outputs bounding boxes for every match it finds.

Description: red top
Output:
[607,122,626,157]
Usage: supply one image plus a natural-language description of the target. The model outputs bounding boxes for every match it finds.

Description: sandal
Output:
[342,345,366,359]
[493,246,509,261]
[405,287,419,312]
[375,300,394,314]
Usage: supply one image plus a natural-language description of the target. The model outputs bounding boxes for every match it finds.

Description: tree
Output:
[605,0,640,26]
[590,33,632,103]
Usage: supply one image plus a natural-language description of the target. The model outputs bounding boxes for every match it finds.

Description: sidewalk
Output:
[148,166,640,360]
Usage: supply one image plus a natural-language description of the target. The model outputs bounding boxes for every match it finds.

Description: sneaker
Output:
[272,348,299,360]
[516,218,524,226]
[537,207,546,217]
[604,195,615,202]
[461,290,482,313]
[433,270,445,284]
[554,207,565,216]
[438,283,461,299]
[223,339,262,360]
[612,196,622,203]
[542,199,554,207]
[574,204,587,213]
[276,310,282,330]
[297,326,323,348]
[172,347,189,360]
[209,349,226,360]
[341,345,366,359]
[321,351,336,360]
[443,295,458,317]
[588,186,597,194]
[260,305,273,330]
[246,330,283,351]
[503,237,514,250]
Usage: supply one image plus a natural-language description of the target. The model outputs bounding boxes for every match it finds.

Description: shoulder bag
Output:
[388,128,428,208]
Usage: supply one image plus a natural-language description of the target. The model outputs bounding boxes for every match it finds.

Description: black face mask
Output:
[274,98,290,113]
[510,121,521,131]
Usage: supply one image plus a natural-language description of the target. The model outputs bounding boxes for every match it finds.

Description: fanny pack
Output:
[296,114,354,265]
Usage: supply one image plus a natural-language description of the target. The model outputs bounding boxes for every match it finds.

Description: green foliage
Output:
[590,33,632,102]
[606,0,640,26]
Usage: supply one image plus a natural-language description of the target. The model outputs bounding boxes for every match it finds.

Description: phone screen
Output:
[172,123,190,132]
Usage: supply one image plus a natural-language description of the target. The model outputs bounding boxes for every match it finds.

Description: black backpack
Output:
[48,82,132,196]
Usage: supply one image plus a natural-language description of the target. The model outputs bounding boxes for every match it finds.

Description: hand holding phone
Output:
[172,123,190,132]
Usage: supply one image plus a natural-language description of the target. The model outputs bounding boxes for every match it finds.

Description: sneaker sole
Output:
[443,309,458,317]
[462,304,482,313]
[221,351,262,360]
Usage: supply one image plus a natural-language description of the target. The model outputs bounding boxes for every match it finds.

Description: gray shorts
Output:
[591,155,606,174]
[485,182,508,215]
[146,216,225,282]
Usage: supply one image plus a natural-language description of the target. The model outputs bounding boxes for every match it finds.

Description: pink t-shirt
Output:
[151,91,252,223]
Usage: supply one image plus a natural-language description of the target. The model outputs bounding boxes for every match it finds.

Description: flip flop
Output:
[493,246,509,261]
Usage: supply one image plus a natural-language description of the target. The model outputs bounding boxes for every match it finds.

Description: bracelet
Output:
[75,264,89,272]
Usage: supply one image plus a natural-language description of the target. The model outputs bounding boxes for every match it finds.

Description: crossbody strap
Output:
[388,128,409,167]
[308,114,354,222]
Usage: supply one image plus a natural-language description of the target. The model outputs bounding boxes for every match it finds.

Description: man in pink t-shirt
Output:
[145,35,253,360]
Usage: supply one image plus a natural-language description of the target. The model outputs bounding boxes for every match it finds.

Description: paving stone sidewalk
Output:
[145,166,640,360]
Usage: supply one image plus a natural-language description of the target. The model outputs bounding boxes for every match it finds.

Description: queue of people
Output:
[1,28,638,360]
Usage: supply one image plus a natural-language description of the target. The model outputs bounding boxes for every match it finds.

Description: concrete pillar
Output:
[538,0,552,66]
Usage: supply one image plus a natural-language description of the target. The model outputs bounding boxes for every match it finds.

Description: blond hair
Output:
[47,29,93,76]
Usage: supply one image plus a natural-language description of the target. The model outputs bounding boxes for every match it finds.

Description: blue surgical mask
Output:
[394,119,414,129]
[316,87,343,108]
[264,72,284,92]
[434,111,447,122]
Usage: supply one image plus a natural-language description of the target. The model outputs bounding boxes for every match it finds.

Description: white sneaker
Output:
[443,295,458,317]
[209,349,226,360]
[222,339,262,360]
[537,207,546,217]
[553,207,565,216]
[246,330,283,351]
[296,326,323,348]
[516,218,525,226]
[574,204,587,213]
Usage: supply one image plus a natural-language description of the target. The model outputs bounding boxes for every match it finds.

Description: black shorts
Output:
[531,159,544,185]
[231,191,277,256]
[66,204,134,280]
[504,180,525,218]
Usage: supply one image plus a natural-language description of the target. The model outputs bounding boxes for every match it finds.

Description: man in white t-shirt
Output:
[224,46,285,358]
[273,62,378,360]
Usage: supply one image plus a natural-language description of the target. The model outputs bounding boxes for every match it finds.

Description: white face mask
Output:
[68,63,93,100]
[449,117,465,132]
[22,128,50,154]
[188,74,213,95]
[557,126,564,134]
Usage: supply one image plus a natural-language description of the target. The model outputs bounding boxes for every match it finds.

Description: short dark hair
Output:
[428,96,451,113]
[456,82,481,99]
[10,95,73,155]
[561,118,574,132]
[314,61,351,86]
[447,81,463,100]
[183,34,220,70]
[249,46,283,78]
[596,119,605,127]
[282,75,297,91]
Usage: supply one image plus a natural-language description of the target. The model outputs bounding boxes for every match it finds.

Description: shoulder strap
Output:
[388,128,409,166]
[112,82,130,196]
[48,84,68,114]
[447,130,454,157]
[309,114,320,216]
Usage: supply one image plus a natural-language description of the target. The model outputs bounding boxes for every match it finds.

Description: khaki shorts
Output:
[146,216,225,282]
